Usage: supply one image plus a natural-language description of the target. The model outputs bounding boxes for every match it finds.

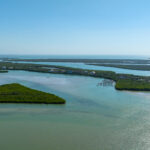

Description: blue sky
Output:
[0,0,150,55]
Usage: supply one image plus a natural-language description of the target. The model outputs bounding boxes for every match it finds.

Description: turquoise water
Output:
[1,70,150,150]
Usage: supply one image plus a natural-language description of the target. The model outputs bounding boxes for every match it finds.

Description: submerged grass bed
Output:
[0,83,66,104]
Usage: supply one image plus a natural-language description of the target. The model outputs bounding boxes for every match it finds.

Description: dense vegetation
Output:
[88,63,150,71]
[115,79,150,91]
[0,83,66,104]
[0,62,150,91]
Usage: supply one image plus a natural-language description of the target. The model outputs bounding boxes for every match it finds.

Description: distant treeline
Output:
[2,58,150,64]
[87,63,150,71]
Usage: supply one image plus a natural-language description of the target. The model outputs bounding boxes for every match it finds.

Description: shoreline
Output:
[0,62,150,91]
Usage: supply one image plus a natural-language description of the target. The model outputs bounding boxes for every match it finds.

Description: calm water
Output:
[1,70,150,150]
[1,55,150,150]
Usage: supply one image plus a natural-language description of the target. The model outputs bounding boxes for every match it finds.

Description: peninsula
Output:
[0,83,66,104]
[0,62,150,91]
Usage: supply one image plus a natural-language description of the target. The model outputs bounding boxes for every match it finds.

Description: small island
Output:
[0,83,66,104]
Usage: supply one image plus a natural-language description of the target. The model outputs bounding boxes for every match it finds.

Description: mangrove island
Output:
[0,83,66,104]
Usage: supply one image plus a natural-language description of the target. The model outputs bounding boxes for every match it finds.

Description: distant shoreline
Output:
[87,63,150,71]
[3,58,150,64]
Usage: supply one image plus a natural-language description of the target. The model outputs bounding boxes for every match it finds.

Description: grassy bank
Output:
[0,83,66,104]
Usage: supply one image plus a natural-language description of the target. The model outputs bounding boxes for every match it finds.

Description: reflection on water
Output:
[0,71,150,150]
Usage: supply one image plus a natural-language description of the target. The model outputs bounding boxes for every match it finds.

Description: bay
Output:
[0,70,150,150]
